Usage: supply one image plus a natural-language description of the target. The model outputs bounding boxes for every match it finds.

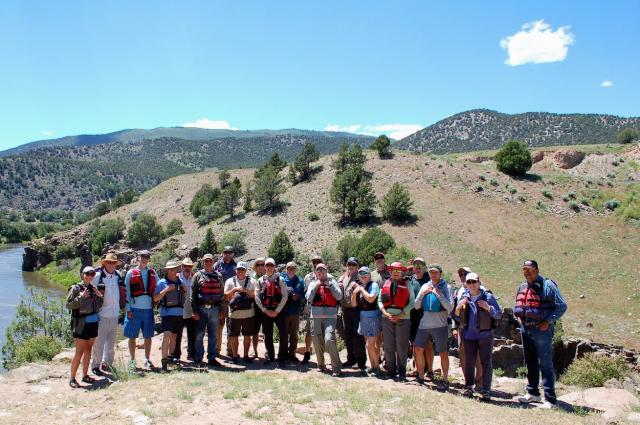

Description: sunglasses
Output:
[203,259,214,263]
[466,280,479,284]
[265,264,275,267]
[316,268,327,272]
[390,268,404,273]
[358,271,370,276]
[140,255,151,259]
[255,263,265,267]
[374,257,385,260]
[85,272,96,276]
[347,263,358,266]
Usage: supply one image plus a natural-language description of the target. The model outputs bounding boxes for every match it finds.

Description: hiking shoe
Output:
[302,351,311,364]
[436,380,449,392]
[69,378,80,389]
[540,401,558,410]
[518,394,542,404]
[143,359,154,369]
[463,387,474,398]
[359,367,368,376]
[81,375,95,384]
[396,375,408,383]
[208,359,222,368]
[161,359,169,373]
[170,357,181,364]
[91,367,104,377]
[318,365,327,373]
[480,391,491,401]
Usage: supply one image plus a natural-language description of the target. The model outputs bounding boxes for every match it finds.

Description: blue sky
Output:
[0,1,638,149]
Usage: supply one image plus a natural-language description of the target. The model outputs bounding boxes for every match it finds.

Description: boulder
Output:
[52,349,75,363]
[558,388,639,418]
[604,378,623,389]
[552,149,586,169]
[7,364,49,383]
[492,344,524,377]
[22,246,39,271]
[532,151,546,163]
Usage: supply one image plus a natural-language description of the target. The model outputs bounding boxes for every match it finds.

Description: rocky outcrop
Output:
[532,150,546,163]
[559,388,640,420]
[553,149,586,169]
[22,246,39,271]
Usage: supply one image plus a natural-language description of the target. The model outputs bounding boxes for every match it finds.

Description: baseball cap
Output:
[286,261,297,269]
[202,253,215,260]
[138,249,151,257]
[523,260,538,269]
[236,261,248,270]
[265,258,276,266]
[374,252,385,259]
[315,263,328,271]
[223,246,234,253]
[346,257,358,265]
[465,272,479,282]
[82,266,96,274]
[412,257,426,266]
[358,266,371,275]
[428,264,443,273]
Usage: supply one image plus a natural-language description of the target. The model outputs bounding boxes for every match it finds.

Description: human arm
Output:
[329,279,343,301]
[543,280,567,326]
[65,285,83,310]
[274,280,288,314]
[254,279,266,313]
[436,282,454,313]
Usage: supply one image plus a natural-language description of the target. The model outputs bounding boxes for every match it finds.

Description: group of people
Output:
[66,247,567,408]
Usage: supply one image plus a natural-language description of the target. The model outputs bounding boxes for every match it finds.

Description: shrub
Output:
[542,189,553,199]
[199,228,217,257]
[386,245,416,263]
[518,195,527,202]
[308,212,319,221]
[561,354,629,388]
[495,140,532,177]
[489,178,499,187]
[319,246,341,274]
[268,229,295,265]
[568,200,580,212]
[330,164,377,224]
[380,182,414,223]
[12,335,63,367]
[88,217,125,255]
[617,128,639,144]
[217,183,242,218]
[220,231,247,256]
[189,184,221,218]
[536,200,547,211]
[254,167,285,213]
[604,199,621,210]
[53,244,75,263]
[336,234,359,264]
[165,219,184,236]
[196,203,225,225]
[478,175,486,181]
[219,169,231,189]
[508,186,518,194]
[474,184,484,192]
[370,135,392,158]
[353,228,396,266]
[127,213,165,248]
[290,143,320,183]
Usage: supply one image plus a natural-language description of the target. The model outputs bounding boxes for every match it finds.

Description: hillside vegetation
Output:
[53,142,640,349]
[0,133,372,211]
[397,109,640,154]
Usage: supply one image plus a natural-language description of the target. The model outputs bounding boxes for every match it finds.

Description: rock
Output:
[552,149,586,169]
[22,246,39,271]
[622,377,636,394]
[52,349,75,363]
[558,388,640,418]
[7,364,49,383]
[604,378,623,389]
[532,151,546,163]
[628,412,640,422]
[492,344,524,377]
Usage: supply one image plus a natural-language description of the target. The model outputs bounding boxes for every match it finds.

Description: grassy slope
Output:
[73,144,640,348]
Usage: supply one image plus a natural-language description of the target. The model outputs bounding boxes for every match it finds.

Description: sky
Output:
[0,0,638,150]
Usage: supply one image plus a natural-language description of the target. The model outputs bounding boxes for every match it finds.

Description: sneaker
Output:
[463,387,474,398]
[143,359,154,369]
[69,378,80,389]
[302,352,311,364]
[397,375,408,383]
[359,367,368,376]
[170,357,181,364]
[161,359,169,373]
[518,394,542,404]
[208,359,222,368]
[91,367,104,377]
[540,401,558,410]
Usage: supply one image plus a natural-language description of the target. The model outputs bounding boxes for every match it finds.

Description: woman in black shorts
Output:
[66,266,104,388]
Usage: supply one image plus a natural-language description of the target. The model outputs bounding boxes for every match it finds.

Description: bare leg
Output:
[366,336,379,369]
[425,343,434,374]
[252,334,259,357]
[144,338,152,360]
[243,335,251,357]
[161,332,172,359]
[414,346,426,379]
[70,340,84,380]
[82,340,93,377]
[305,333,312,352]
[230,336,239,357]
[128,338,137,361]
[440,352,449,381]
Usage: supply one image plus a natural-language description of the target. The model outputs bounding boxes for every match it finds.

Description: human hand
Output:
[192,313,200,321]
[538,321,549,331]
[127,311,133,319]
[167,284,176,292]
[477,300,490,311]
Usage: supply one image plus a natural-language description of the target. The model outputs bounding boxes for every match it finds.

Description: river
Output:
[0,244,67,369]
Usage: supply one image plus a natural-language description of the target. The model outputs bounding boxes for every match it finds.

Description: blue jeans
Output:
[195,306,219,362]
[521,325,556,403]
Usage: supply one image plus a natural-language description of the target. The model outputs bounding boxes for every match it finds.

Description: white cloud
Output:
[182,118,238,130]
[500,20,575,66]
[601,80,614,87]
[41,130,54,137]
[324,123,423,140]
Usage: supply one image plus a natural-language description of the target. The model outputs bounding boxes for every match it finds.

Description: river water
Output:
[0,244,67,369]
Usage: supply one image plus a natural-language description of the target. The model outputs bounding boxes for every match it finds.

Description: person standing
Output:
[281,262,305,363]
[250,258,266,359]
[378,262,415,381]
[123,250,159,370]
[306,263,343,377]
[454,272,502,400]
[153,261,186,372]
[351,266,382,376]
[515,260,567,409]
[413,264,453,390]
[172,257,196,362]
[339,257,366,371]
[214,246,237,356]
[67,266,104,388]
[255,258,288,367]
[224,261,256,362]
[408,258,429,378]
[191,253,224,368]
[90,253,122,376]
[301,255,327,363]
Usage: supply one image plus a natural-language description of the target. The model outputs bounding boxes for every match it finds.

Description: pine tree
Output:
[381,182,414,223]
[292,143,320,183]
[268,228,295,265]
[370,135,392,158]
[219,169,231,189]
[330,165,376,223]
[254,167,285,212]
[199,228,217,256]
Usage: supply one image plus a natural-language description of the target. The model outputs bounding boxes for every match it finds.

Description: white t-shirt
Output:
[224,276,256,319]
[92,270,121,319]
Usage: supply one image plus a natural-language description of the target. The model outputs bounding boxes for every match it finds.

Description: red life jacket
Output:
[260,275,283,310]
[130,268,157,298]
[380,279,410,310]
[514,279,556,324]
[198,271,224,305]
[357,281,379,311]
[312,283,338,307]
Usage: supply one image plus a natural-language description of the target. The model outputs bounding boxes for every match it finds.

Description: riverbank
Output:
[36,258,81,288]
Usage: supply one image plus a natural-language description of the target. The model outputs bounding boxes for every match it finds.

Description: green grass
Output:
[37,258,81,288]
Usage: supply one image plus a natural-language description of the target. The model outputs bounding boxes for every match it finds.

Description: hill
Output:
[38,143,640,349]
[396,109,640,154]
[0,132,372,211]
[0,127,367,157]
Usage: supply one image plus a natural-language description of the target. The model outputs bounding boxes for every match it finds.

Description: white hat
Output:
[465,272,479,282]
[236,261,248,270]
[82,266,96,274]
[265,258,276,266]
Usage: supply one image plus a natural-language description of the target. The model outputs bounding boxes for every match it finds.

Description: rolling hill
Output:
[396,109,640,154]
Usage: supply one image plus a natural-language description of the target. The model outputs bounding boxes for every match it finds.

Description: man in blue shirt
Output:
[154,260,185,372]
[123,250,159,370]
[515,260,567,409]
[214,245,237,356]
[281,261,305,362]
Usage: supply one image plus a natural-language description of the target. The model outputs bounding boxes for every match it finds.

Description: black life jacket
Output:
[198,270,224,305]
[160,278,185,308]
[229,277,253,311]
[312,282,338,307]
[357,281,379,311]
[459,290,495,332]
[513,278,557,324]
[380,279,410,310]
[130,268,157,298]
[95,267,126,309]
[72,283,101,317]
[259,275,283,310]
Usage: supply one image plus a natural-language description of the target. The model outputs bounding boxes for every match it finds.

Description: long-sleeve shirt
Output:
[338,271,359,309]
[125,267,158,311]
[66,282,104,323]
[281,273,305,316]
[377,279,415,319]
[178,272,194,319]
[190,269,224,312]
[456,290,502,340]
[515,275,567,325]
[92,269,121,319]
[255,273,288,314]
[414,279,454,329]
[306,278,343,319]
